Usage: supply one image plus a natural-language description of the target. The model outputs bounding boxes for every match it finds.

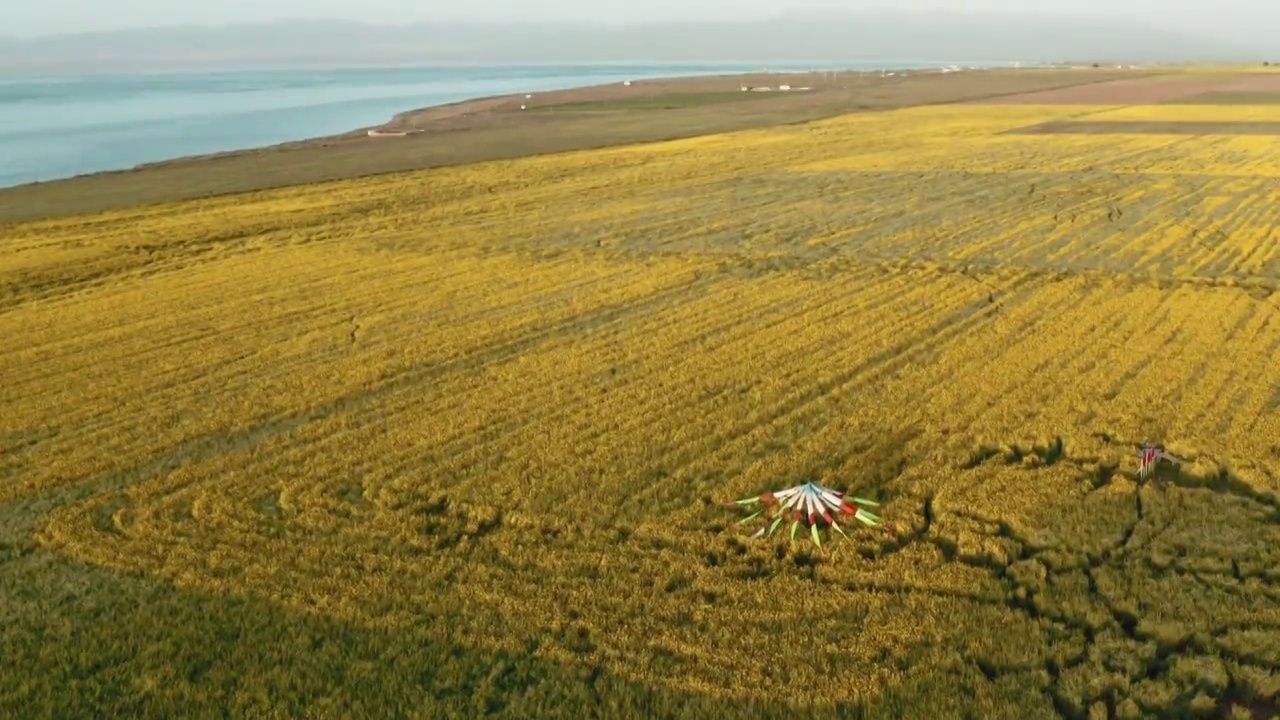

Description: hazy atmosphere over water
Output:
[4,0,1277,46]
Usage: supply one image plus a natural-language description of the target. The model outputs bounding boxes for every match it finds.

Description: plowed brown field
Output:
[977,72,1280,105]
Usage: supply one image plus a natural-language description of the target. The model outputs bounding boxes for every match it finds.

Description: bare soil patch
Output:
[974,74,1230,104]
[1217,73,1280,92]
[1169,90,1280,105]
[370,72,848,134]
[1009,119,1280,135]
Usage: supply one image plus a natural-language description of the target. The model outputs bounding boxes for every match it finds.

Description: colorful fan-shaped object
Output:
[1138,444,1181,481]
[734,481,880,546]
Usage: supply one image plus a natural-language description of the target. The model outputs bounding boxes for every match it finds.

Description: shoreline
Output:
[0,65,1156,223]
[7,63,1041,186]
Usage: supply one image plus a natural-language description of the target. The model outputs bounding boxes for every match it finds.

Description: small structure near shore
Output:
[742,84,809,92]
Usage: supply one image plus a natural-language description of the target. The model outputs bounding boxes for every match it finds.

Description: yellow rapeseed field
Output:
[1087,105,1280,122]
[3,99,1280,718]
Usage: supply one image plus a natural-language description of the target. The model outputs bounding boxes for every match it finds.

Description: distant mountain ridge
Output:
[0,14,1264,73]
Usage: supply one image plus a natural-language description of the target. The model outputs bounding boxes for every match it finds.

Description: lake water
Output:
[0,61,987,188]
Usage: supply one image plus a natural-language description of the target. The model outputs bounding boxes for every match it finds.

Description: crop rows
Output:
[4,100,1280,717]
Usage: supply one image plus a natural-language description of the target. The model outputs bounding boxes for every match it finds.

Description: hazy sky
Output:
[3,0,1276,44]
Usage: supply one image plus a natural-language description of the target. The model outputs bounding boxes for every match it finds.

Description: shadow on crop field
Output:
[5,424,1279,719]
[0,552,825,720]
[941,438,1280,719]
[684,430,1280,719]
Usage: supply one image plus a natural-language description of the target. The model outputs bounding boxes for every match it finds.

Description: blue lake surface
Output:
[0,61,989,187]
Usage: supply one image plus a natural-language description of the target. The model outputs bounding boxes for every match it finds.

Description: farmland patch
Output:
[1168,91,1280,105]
[3,98,1279,716]
[1010,120,1280,135]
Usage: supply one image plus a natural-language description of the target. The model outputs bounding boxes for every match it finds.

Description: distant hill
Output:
[0,14,1264,73]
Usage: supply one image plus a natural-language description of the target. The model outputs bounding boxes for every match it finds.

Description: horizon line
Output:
[4,11,1194,40]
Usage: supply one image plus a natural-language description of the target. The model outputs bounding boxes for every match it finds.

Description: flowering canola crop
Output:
[3,100,1280,718]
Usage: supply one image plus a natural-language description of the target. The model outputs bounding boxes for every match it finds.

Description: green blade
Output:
[851,496,880,506]
[831,521,849,539]
[857,510,880,523]
[855,513,879,526]
[790,520,800,540]
[735,497,760,505]
[768,516,784,536]
[737,510,763,524]
[811,524,821,546]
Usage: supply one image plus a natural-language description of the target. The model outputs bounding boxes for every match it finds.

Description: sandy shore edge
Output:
[104,65,1003,173]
